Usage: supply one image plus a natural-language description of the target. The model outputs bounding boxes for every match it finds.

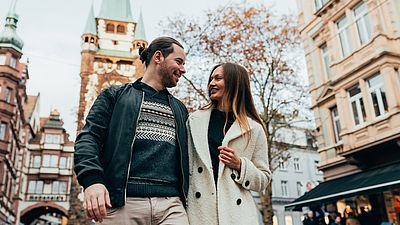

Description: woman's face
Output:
[208,66,225,103]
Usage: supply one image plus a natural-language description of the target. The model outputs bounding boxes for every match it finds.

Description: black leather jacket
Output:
[74,80,189,208]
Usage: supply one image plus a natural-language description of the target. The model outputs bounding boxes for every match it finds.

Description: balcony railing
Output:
[26,193,68,202]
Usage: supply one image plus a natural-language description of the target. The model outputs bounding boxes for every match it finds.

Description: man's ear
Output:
[153,50,164,64]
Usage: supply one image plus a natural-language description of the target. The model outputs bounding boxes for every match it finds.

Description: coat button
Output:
[236,198,242,205]
[198,167,203,173]
[195,192,201,198]
[245,181,250,187]
[231,173,236,180]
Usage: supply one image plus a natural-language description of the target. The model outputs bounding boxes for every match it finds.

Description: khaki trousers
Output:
[99,197,189,225]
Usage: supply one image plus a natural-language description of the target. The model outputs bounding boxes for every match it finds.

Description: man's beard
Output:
[160,61,177,88]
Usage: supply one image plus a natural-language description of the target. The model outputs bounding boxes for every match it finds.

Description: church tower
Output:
[77,0,147,131]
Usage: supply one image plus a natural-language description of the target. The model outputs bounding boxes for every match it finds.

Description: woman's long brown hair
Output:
[205,63,267,136]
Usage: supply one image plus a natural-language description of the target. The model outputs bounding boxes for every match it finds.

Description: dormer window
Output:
[45,134,61,144]
[117,25,126,34]
[106,24,115,33]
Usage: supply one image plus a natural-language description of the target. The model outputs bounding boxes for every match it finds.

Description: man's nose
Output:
[180,65,186,74]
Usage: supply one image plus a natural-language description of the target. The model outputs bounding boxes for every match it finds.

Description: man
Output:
[74,37,189,224]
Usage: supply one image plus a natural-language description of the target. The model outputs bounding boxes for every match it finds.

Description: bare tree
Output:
[161,3,313,225]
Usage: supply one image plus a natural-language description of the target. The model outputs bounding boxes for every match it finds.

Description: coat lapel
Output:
[219,117,257,178]
[189,108,213,169]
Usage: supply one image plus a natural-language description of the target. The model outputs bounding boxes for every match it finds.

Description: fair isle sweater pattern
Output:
[135,100,176,145]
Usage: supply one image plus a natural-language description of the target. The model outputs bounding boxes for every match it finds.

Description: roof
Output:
[0,0,24,51]
[285,162,400,210]
[83,3,97,35]
[96,49,134,59]
[24,95,39,122]
[98,0,134,23]
[134,10,146,41]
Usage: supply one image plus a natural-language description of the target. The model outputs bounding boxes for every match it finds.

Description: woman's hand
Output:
[218,146,241,172]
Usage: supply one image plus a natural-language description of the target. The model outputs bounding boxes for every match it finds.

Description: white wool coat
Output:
[187,109,272,225]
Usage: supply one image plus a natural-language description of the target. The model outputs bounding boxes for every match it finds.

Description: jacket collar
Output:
[189,107,257,168]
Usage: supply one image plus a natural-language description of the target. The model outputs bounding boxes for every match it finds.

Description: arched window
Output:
[90,37,95,43]
[84,37,89,43]
[106,24,115,33]
[117,25,125,34]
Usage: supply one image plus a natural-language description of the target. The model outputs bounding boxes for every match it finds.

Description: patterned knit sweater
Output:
[127,82,180,197]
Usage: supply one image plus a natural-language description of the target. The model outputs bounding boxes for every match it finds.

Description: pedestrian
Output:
[303,210,318,225]
[186,63,272,225]
[331,216,342,225]
[74,36,189,225]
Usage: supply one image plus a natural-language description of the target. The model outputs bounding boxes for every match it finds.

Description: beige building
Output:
[287,0,400,224]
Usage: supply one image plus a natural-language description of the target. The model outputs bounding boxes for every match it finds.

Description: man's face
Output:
[159,44,186,88]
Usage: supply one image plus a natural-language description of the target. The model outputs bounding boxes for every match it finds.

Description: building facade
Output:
[77,0,147,131]
[0,0,30,223]
[289,0,400,224]
[19,109,74,225]
[272,127,323,225]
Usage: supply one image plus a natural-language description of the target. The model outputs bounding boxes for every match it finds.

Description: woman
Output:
[187,63,272,225]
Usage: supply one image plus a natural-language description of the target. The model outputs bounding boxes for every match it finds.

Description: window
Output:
[331,106,342,142]
[0,122,6,140]
[281,181,288,197]
[0,54,6,65]
[293,158,301,172]
[320,43,331,79]
[117,25,125,33]
[45,134,61,144]
[50,155,58,167]
[59,181,67,193]
[337,15,353,57]
[10,56,17,68]
[296,182,303,196]
[353,1,372,45]
[5,87,12,103]
[314,160,322,174]
[314,0,328,11]
[33,155,41,168]
[43,155,58,167]
[59,157,67,168]
[285,215,293,225]
[278,157,287,170]
[52,181,59,193]
[348,85,366,126]
[367,74,388,117]
[106,24,115,32]
[28,180,43,194]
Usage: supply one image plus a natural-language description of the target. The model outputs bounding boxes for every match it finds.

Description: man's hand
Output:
[84,183,112,222]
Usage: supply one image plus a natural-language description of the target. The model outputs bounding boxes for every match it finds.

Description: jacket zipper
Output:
[124,92,145,201]
[168,96,187,205]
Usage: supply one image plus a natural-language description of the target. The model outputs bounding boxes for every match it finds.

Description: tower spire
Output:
[98,0,134,23]
[83,2,97,35]
[0,0,24,52]
[134,9,146,41]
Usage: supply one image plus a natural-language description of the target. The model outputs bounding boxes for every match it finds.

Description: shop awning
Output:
[285,162,400,210]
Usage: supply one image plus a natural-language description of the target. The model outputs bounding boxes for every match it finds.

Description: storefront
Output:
[285,162,400,225]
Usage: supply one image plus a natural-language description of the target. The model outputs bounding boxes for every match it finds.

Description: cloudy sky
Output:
[0,0,298,139]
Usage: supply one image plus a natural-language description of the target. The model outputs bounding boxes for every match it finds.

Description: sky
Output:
[0,0,298,139]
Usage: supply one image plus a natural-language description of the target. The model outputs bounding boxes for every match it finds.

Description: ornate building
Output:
[19,109,74,225]
[288,0,400,224]
[77,0,147,131]
[0,0,30,223]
